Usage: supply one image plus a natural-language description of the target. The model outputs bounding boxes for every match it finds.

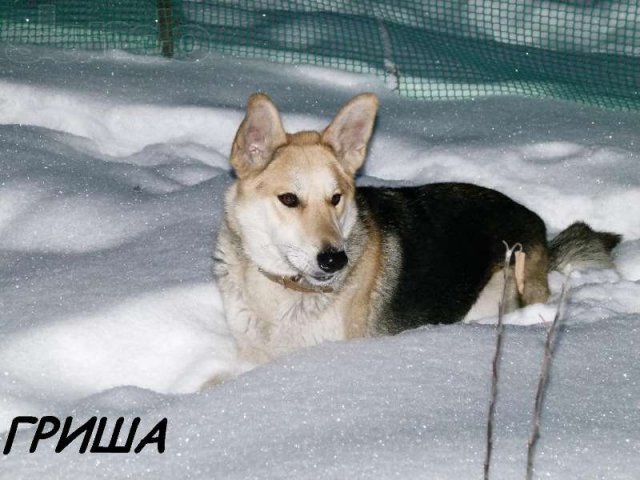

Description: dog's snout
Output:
[317,248,348,273]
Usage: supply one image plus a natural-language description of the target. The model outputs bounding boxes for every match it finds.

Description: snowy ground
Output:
[0,47,639,479]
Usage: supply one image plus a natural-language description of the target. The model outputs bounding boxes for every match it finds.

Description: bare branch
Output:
[484,242,521,480]
[526,278,570,480]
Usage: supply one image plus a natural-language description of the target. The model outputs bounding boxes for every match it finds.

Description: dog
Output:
[213,92,621,365]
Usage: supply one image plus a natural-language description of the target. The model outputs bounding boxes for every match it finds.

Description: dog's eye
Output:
[331,193,342,206]
[278,193,299,208]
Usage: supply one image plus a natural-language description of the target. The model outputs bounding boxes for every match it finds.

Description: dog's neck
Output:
[257,267,334,294]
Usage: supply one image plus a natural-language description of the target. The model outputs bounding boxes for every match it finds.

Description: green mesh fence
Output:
[1,1,639,110]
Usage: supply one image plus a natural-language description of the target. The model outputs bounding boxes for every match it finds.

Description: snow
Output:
[0,47,639,479]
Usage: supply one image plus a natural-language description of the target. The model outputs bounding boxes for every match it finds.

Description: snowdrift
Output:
[0,48,639,479]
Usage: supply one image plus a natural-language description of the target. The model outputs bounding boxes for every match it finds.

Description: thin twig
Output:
[484,242,521,480]
[526,278,571,480]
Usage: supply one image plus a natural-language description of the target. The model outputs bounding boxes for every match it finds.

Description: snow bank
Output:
[0,47,639,478]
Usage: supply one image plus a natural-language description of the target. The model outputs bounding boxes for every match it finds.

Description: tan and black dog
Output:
[214,93,620,365]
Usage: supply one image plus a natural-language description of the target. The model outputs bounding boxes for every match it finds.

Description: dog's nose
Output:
[317,248,348,273]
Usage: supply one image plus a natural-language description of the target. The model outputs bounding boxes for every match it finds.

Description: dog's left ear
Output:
[322,93,378,175]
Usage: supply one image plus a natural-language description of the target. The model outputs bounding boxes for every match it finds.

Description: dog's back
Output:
[357,183,550,332]
[358,183,621,332]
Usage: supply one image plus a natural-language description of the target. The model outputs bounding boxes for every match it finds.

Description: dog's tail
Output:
[549,221,622,274]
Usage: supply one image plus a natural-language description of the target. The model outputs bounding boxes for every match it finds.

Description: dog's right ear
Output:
[230,93,287,179]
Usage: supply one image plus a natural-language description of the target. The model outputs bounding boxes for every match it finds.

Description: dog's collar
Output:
[257,267,334,294]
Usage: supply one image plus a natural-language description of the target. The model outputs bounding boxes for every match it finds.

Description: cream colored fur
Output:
[214,93,383,365]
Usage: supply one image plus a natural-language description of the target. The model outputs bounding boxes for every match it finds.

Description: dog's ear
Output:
[322,93,378,175]
[231,93,287,179]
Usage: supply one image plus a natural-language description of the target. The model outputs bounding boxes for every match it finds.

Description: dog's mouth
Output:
[306,273,335,286]
[284,254,338,287]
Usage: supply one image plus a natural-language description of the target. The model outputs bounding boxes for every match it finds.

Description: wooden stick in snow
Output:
[484,241,521,480]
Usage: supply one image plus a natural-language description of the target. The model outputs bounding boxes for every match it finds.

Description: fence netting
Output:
[1,1,639,109]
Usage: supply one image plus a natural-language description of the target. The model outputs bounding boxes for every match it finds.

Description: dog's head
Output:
[225,92,378,287]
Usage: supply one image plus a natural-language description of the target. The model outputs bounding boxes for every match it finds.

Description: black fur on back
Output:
[356,183,548,334]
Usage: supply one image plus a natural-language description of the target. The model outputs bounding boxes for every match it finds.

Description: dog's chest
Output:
[244,272,346,357]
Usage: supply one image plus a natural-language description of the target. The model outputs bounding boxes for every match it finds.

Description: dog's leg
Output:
[464,266,520,322]
[200,372,235,390]
[521,244,551,306]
